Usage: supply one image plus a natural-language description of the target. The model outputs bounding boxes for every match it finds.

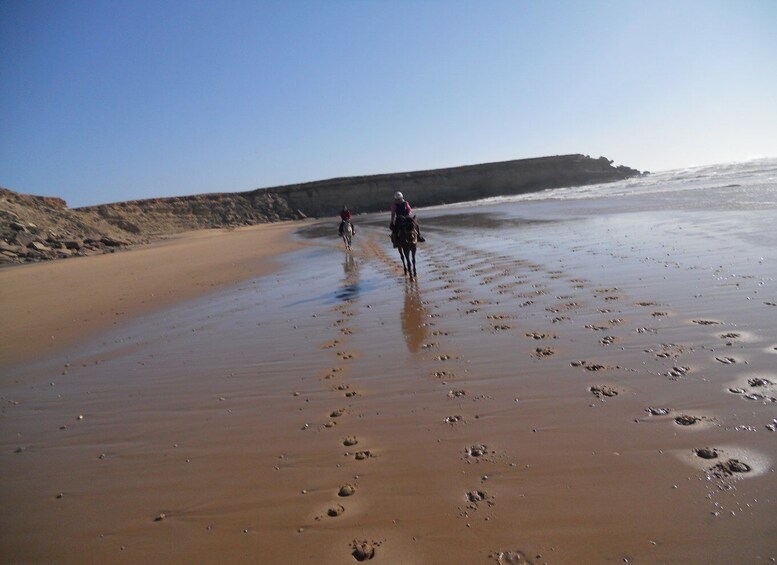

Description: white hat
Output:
[393,191,404,201]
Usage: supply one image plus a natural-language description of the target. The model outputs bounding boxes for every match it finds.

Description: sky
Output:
[1,0,776,207]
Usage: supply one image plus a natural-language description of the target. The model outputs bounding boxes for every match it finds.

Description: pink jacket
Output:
[390,201,412,224]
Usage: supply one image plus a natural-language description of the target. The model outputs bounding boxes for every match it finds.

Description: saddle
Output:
[394,216,418,245]
[339,220,354,234]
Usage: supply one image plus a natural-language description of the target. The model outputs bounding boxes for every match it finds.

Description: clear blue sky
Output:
[1,0,776,207]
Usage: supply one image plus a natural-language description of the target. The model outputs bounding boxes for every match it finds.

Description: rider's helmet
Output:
[394,191,404,202]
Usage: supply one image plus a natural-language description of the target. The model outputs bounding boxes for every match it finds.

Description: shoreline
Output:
[0,221,307,369]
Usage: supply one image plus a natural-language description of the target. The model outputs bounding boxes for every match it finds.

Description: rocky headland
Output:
[0,154,640,264]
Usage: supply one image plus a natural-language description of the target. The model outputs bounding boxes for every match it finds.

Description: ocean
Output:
[441,157,777,210]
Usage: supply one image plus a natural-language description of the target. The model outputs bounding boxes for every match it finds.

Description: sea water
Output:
[414,158,777,269]
[434,157,777,210]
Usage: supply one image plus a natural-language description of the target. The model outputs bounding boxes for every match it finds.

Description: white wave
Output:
[421,157,777,210]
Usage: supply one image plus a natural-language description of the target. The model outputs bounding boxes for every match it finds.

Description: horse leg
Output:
[411,246,417,277]
[398,246,408,274]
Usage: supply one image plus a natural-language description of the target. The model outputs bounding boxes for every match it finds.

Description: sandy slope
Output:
[0,222,305,368]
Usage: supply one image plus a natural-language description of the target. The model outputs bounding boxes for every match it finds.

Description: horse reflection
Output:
[343,251,356,275]
[335,251,359,302]
[400,280,428,353]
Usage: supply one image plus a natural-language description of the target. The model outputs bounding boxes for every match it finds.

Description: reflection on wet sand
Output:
[343,251,356,275]
[335,251,360,302]
[401,280,428,353]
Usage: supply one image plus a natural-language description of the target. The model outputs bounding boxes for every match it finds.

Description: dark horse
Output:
[395,215,417,278]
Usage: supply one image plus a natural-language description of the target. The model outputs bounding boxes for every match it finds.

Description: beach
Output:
[0,222,305,368]
[2,163,776,564]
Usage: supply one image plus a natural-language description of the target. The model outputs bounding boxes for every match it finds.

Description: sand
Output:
[1,204,776,564]
[0,222,305,368]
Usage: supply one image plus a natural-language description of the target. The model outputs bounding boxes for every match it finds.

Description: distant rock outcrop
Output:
[1,154,640,264]
[0,188,141,264]
[258,154,640,218]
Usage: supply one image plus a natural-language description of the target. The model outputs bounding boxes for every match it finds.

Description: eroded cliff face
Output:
[265,154,639,217]
[84,154,638,234]
[1,154,640,264]
[0,188,142,264]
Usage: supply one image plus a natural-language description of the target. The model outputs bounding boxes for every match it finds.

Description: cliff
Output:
[262,154,639,217]
[1,154,640,264]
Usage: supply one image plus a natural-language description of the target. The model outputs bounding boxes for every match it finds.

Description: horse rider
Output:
[338,205,354,236]
[390,191,424,247]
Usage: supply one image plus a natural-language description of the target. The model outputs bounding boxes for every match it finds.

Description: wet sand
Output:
[1,202,776,564]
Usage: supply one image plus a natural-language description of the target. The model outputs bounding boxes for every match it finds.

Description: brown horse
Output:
[395,215,417,278]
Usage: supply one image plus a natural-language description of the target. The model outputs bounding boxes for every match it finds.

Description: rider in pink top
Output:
[390,191,424,245]
[390,198,412,224]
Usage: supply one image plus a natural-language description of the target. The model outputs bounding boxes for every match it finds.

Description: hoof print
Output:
[574,360,606,371]
[338,484,356,497]
[351,540,376,561]
[466,490,488,503]
[526,331,556,340]
[748,377,772,387]
[674,415,700,426]
[327,504,345,517]
[589,385,618,398]
[343,436,358,447]
[491,549,533,564]
[533,347,554,358]
[666,366,689,378]
[715,356,736,365]
[694,447,718,459]
[466,444,488,458]
[710,458,751,478]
